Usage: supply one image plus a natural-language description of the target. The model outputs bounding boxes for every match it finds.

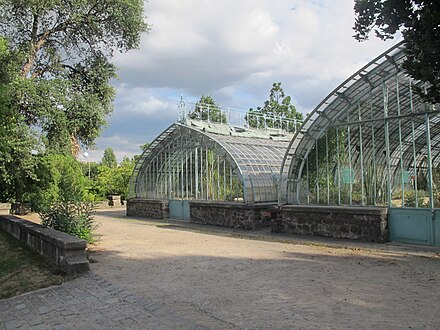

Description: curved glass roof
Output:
[282,41,439,205]
[130,120,291,203]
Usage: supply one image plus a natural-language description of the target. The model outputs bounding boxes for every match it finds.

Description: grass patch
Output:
[0,230,64,299]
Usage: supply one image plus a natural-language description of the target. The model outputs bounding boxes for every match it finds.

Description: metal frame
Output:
[281,41,440,209]
[130,122,290,204]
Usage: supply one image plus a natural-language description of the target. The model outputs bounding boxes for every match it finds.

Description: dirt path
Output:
[88,210,440,329]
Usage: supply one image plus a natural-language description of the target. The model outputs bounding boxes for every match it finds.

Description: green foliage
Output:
[33,154,95,242]
[246,82,303,131]
[353,0,440,103]
[0,38,41,203]
[30,154,89,211]
[95,156,135,199]
[40,200,95,243]
[189,95,227,123]
[393,190,428,208]
[101,147,117,168]
[0,0,149,153]
[79,161,100,181]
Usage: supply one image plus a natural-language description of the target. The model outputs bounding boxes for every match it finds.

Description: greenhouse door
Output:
[169,199,190,220]
[389,208,440,246]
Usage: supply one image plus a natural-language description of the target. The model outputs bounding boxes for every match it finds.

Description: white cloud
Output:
[97,0,400,160]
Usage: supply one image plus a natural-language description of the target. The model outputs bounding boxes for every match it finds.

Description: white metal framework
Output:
[281,42,440,208]
[130,120,291,203]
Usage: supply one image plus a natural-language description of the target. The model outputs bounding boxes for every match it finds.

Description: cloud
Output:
[96,0,399,161]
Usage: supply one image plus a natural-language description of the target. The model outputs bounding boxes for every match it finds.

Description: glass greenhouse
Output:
[281,42,440,210]
[129,115,297,204]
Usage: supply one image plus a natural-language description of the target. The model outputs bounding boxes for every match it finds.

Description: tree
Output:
[246,82,303,131]
[0,38,41,204]
[353,0,440,103]
[30,154,89,209]
[101,147,117,168]
[189,95,227,123]
[96,156,135,199]
[0,0,148,153]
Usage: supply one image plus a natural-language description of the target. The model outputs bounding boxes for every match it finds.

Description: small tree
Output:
[96,156,135,200]
[189,95,227,123]
[33,154,96,242]
[101,147,117,168]
[246,82,303,131]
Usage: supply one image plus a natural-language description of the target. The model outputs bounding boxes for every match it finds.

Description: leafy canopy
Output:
[246,82,303,131]
[189,95,227,123]
[101,147,117,168]
[96,156,134,199]
[353,0,440,103]
[0,0,149,153]
[0,38,40,203]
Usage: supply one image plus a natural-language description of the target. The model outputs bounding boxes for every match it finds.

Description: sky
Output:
[86,0,401,163]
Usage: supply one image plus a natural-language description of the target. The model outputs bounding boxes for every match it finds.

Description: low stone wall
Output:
[273,205,388,242]
[0,215,89,275]
[189,201,276,230]
[126,199,169,219]
[0,203,11,215]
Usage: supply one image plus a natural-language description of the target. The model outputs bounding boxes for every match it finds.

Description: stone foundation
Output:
[0,215,89,275]
[126,199,169,219]
[0,203,11,215]
[273,205,388,242]
[189,201,276,230]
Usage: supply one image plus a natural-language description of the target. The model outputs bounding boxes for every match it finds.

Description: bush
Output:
[30,154,90,211]
[392,190,427,207]
[40,200,96,243]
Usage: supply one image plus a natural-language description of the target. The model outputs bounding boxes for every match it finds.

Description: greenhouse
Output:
[128,41,439,245]
[128,106,297,224]
[280,42,440,246]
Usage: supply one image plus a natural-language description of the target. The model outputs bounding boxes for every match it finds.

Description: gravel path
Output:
[90,210,440,329]
[2,209,439,329]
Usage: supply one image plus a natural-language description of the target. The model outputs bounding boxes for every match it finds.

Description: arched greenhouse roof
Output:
[130,120,291,203]
[282,41,440,205]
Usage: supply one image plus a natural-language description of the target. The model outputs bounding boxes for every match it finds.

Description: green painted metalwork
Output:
[389,208,433,245]
[169,199,190,220]
[280,41,440,246]
[434,210,440,247]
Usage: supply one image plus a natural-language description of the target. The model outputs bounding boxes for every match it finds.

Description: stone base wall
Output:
[273,205,388,242]
[189,201,276,230]
[0,215,89,275]
[126,199,169,219]
[0,203,11,215]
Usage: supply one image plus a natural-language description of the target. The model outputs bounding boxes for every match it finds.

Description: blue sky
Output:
[85,0,400,162]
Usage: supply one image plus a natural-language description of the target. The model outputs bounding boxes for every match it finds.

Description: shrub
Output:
[40,200,96,243]
[392,190,427,207]
[30,154,90,211]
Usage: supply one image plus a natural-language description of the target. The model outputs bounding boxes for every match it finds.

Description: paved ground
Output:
[1,209,440,329]
[0,272,221,330]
